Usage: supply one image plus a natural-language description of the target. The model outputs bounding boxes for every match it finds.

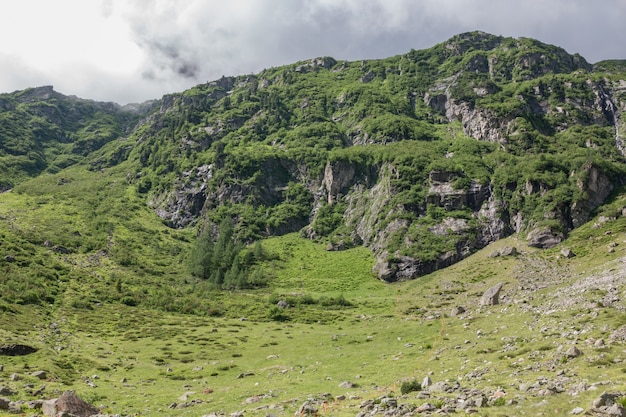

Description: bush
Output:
[267,306,290,322]
[400,380,421,395]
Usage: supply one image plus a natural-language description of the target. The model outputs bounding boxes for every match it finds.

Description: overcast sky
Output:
[1,0,624,104]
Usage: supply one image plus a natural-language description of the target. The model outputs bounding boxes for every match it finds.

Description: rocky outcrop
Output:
[150,165,212,228]
[324,160,356,204]
[527,227,564,249]
[571,164,615,228]
[43,391,99,417]
[480,282,504,306]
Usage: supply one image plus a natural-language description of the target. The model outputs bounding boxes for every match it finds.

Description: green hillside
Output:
[0,31,626,416]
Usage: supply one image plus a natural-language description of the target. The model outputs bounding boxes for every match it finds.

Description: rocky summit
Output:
[0,32,626,417]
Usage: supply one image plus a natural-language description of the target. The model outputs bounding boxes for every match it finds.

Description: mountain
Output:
[2,31,626,417]
[127,31,626,281]
[1,31,625,286]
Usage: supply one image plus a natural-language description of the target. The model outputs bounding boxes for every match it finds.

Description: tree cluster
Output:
[189,218,266,289]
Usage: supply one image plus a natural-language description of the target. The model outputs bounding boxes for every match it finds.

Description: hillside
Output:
[2,32,626,283]
[0,31,626,416]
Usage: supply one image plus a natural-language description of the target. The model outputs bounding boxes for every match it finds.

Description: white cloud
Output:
[0,0,624,104]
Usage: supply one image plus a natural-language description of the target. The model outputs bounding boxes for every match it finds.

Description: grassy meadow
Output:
[2,183,626,416]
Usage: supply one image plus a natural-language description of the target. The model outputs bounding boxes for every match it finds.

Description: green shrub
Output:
[400,380,422,395]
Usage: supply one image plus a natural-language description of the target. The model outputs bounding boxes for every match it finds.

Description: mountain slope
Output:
[124,31,626,281]
[1,31,625,288]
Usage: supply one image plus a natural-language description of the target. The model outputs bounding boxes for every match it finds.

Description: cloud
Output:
[0,0,624,103]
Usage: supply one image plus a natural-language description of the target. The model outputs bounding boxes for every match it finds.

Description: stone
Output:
[499,246,517,256]
[338,381,357,389]
[607,403,626,417]
[10,373,19,381]
[0,398,9,410]
[450,306,466,317]
[527,227,563,249]
[480,282,504,306]
[415,403,436,413]
[592,392,618,408]
[421,376,432,390]
[276,300,289,309]
[3,255,15,262]
[32,370,47,380]
[560,248,575,258]
[43,391,99,417]
[565,346,583,358]
[570,406,584,414]
[0,386,15,396]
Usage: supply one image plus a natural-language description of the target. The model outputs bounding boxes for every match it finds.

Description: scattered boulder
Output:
[415,402,436,413]
[527,228,563,249]
[560,247,575,258]
[42,391,99,417]
[450,306,466,317]
[480,282,504,306]
[592,392,622,409]
[297,400,319,416]
[0,386,15,396]
[276,300,289,309]
[499,246,518,256]
[3,255,15,263]
[421,376,432,390]
[565,346,583,358]
[338,381,357,389]
[607,403,626,417]
[32,370,47,380]
[571,407,584,415]
[0,397,9,410]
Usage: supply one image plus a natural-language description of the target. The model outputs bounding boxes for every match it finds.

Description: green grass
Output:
[1,216,626,416]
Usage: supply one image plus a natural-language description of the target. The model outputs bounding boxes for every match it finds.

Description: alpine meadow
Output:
[1,32,626,416]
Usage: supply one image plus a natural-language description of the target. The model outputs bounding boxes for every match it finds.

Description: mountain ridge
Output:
[1,31,626,283]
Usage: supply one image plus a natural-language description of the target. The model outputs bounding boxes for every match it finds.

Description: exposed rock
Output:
[571,164,614,227]
[571,406,584,415]
[32,370,47,380]
[3,255,15,262]
[421,376,433,390]
[607,403,626,417]
[43,391,99,417]
[592,392,621,409]
[338,381,357,389]
[561,248,575,258]
[415,402,436,413]
[296,400,319,416]
[0,386,15,396]
[324,160,356,204]
[499,246,518,256]
[450,306,466,317]
[565,346,583,358]
[0,398,9,410]
[527,227,563,249]
[480,283,504,306]
[276,300,289,309]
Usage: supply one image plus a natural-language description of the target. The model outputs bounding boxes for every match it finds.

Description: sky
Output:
[1,0,624,105]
